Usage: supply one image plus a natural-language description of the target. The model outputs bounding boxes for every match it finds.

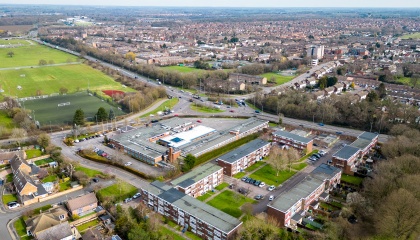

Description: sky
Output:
[0,0,419,8]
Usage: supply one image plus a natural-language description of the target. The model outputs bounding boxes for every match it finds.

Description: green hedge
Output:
[195,133,259,166]
[78,151,153,180]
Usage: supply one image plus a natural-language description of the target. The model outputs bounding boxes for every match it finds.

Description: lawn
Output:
[75,166,103,178]
[292,162,308,171]
[0,110,15,129]
[0,63,135,98]
[42,175,58,183]
[0,42,79,68]
[76,219,99,233]
[0,39,32,45]
[97,181,137,203]
[185,231,203,240]
[33,204,52,214]
[2,194,18,204]
[14,217,27,237]
[341,174,363,186]
[215,182,229,191]
[401,32,420,39]
[190,104,224,113]
[207,190,256,218]
[260,72,295,85]
[5,173,13,182]
[197,191,215,202]
[34,158,54,166]
[162,65,205,73]
[140,98,179,118]
[59,181,72,191]
[25,149,42,159]
[245,161,265,172]
[250,165,296,186]
[22,92,125,125]
[233,172,246,179]
[160,226,186,240]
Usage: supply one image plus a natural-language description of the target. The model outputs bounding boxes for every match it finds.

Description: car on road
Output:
[259,182,266,188]
[8,203,20,209]
[268,185,275,191]
[319,150,327,156]
[229,110,235,113]
[336,131,343,135]
[124,162,132,166]
[197,120,202,123]
[255,110,260,113]
[299,124,304,127]
[318,123,324,126]
[269,195,274,201]
[92,178,99,183]
[254,194,264,200]
[133,193,141,199]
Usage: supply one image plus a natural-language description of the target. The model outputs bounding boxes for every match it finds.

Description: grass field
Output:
[190,104,224,113]
[207,190,256,218]
[245,161,265,172]
[14,217,27,237]
[0,110,15,129]
[162,65,205,73]
[160,226,186,240]
[22,92,125,125]
[215,182,229,191]
[197,191,215,202]
[25,149,42,159]
[75,166,104,178]
[140,98,179,118]
[34,158,54,166]
[401,32,420,39]
[250,165,296,186]
[292,162,308,171]
[2,194,18,204]
[0,39,31,45]
[260,72,295,85]
[0,42,79,68]
[0,64,134,98]
[233,172,246,179]
[97,181,137,203]
[42,175,57,183]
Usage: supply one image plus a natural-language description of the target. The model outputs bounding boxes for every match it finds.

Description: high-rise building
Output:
[307,45,324,59]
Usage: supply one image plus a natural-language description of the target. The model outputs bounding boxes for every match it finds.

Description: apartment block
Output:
[216,139,271,176]
[142,181,242,240]
[272,130,313,152]
[267,164,341,229]
[171,163,223,198]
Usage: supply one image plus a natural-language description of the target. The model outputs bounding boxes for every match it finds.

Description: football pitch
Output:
[21,92,126,125]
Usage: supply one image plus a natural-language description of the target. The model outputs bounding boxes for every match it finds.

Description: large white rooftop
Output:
[160,125,216,148]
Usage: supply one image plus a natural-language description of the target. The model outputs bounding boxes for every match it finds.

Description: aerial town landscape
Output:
[0,2,419,240]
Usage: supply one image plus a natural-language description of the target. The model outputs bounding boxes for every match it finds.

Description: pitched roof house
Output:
[66,192,98,216]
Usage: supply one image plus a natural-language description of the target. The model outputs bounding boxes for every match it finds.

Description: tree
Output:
[183,154,196,171]
[37,133,51,149]
[286,148,300,172]
[59,87,68,94]
[11,128,27,147]
[95,107,108,122]
[367,90,379,102]
[39,59,47,65]
[73,171,89,186]
[410,74,420,88]
[125,51,136,62]
[350,82,355,89]
[7,51,14,57]
[266,145,286,176]
[108,108,115,120]
[318,77,327,90]
[73,108,85,126]
[278,116,282,125]
[377,83,387,98]
[375,42,381,48]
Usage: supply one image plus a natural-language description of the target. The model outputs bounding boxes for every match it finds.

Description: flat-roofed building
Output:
[332,145,360,175]
[272,130,313,152]
[171,163,223,198]
[351,132,379,156]
[142,181,242,240]
[267,164,341,229]
[313,134,339,148]
[216,139,271,176]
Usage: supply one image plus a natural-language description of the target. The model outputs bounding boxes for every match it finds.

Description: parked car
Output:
[124,162,132,166]
[268,185,275,191]
[319,150,326,156]
[8,203,20,209]
[259,182,266,188]
[254,194,264,200]
[255,110,260,113]
[133,193,141,199]
[229,110,235,113]
[92,178,99,183]
[7,201,18,207]
[229,184,235,189]
[254,180,261,186]
[238,188,249,194]
[197,120,202,123]
[124,198,133,203]
[241,177,248,182]
[318,123,324,126]
[269,195,274,201]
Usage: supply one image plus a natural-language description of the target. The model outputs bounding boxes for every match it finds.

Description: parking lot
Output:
[223,175,273,200]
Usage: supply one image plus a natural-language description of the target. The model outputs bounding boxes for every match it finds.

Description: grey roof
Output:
[332,145,360,161]
[66,192,97,211]
[358,132,379,141]
[217,139,270,164]
[36,184,48,196]
[36,222,73,240]
[350,138,372,150]
[310,164,341,180]
[269,176,324,213]
[273,130,312,144]
[13,169,37,194]
[171,163,222,188]
[147,181,242,234]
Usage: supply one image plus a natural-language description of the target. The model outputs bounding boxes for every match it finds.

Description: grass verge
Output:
[197,191,215,202]
[140,98,179,118]
[190,104,224,113]
[2,194,18,204]
[14,217,27,237]
[75,166,104,178]
[96,181,137,203]
[233,172,246,179]
[215,182,229,191]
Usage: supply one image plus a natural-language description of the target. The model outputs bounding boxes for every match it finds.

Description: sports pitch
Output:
[21,92,126,125]
[0,64,134,97]
[0,41,80,68]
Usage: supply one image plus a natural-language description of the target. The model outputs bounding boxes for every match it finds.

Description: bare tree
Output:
[10,128,27,146]
[286,148,300,172]
[266,145,286,176]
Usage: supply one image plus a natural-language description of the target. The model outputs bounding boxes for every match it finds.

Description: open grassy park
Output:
[22,92,125,125]
[249,164,296,186]
[0,39,32,46]
[401,32,420,40]
[0,64,134,98]
[162,65,206,73]
[260,72,295,85]
[0,41,80,68]
[0,110,16,129]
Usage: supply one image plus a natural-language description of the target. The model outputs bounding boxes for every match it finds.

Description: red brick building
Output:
[272,130,313,152]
